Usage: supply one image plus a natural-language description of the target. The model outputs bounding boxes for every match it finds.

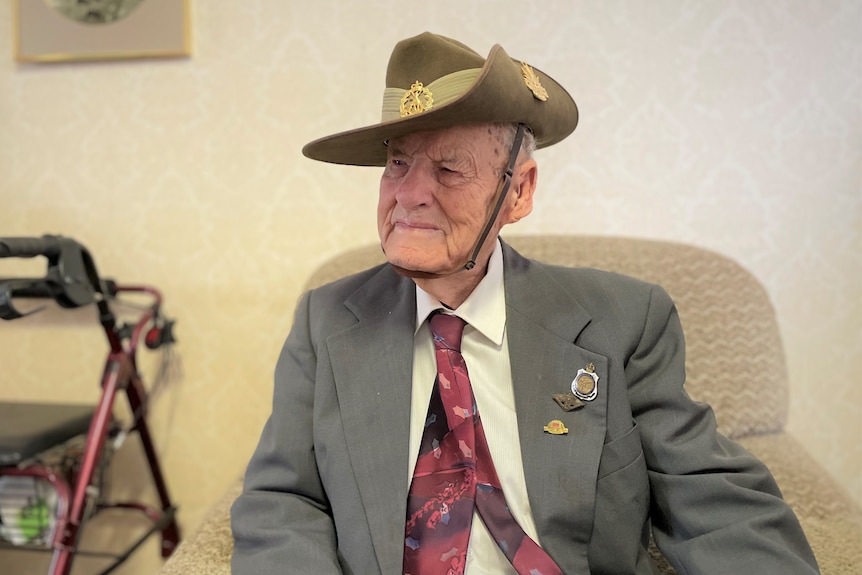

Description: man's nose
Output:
[394,164,435,208]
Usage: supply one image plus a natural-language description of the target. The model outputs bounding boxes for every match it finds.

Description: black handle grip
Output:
[0,236,64,259]
[0,279,55,299]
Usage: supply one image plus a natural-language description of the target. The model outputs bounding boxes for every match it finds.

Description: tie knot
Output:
[429,312,466,352]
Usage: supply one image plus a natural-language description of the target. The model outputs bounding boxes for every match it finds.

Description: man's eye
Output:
[384,158,408,177]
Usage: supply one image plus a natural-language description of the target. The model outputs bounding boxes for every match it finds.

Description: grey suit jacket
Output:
[231,243,818,574]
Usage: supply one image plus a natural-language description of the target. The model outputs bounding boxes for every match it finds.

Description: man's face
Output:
[377,124,533,275]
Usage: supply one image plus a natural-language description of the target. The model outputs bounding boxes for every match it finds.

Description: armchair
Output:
[160,235,862,574]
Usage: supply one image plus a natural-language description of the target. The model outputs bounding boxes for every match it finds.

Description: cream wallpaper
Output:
[0,1,859,574]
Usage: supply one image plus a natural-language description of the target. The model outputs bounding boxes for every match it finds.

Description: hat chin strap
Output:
[388,123,526,280]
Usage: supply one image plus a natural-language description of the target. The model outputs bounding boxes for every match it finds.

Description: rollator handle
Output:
[0,235,102,319]
[0,235,64,259]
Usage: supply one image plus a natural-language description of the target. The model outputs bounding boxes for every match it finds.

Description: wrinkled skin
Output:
[378,124,537,308]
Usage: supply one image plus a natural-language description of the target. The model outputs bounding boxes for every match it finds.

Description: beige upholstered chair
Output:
[160,235,862,575]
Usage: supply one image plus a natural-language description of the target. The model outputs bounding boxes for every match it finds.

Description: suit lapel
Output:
[327,266,415,574]
[503,244,610,561]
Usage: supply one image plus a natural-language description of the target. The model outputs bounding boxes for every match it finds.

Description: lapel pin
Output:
[552,392,585,412]
[572,362,599,402]
[543,420,569,435]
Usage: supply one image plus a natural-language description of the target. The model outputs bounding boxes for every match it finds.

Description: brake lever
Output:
[0,280,47,320]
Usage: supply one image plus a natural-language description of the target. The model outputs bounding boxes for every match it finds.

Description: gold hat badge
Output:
[399,80,434,117]
[521,62,549,101]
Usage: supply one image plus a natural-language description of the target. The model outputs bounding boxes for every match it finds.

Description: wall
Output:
[0,1,859,573]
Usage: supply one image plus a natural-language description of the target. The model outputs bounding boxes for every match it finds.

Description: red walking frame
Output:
[0,235,180,574]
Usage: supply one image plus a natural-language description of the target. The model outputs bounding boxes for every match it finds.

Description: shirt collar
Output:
[415,240,506,346]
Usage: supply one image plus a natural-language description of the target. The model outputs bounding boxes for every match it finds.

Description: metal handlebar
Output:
[0,235,103,320]
[0,235,65,259]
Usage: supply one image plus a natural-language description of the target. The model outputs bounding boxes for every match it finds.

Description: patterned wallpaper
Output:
[0,1,859,573]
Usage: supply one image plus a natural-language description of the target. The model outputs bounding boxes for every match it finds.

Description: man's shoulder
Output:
[293,262,405,339]
[306,262,393,300]
[522,254,660,300]
[513,254,673,329]
[502,241,657,295]
[302,261,413,325]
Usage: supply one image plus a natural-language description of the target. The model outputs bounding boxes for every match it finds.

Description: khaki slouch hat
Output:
[302,32,579,166]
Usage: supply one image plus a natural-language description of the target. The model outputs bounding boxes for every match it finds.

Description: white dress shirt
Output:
[409,240,541,575]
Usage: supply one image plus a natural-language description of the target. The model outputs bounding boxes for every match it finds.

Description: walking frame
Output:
[0,235,181,574]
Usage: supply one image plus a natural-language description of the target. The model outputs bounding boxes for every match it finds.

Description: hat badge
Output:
[521,62,549,101]
[399,80,434,117]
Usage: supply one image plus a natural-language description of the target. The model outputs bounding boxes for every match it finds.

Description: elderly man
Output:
[231,32,818,574]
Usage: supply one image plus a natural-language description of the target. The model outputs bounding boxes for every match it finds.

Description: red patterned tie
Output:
[403,312,562,575]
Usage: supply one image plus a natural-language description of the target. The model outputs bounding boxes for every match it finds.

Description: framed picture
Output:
[13,0,191,63]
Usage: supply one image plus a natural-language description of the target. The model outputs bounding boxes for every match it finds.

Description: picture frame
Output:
[13,0,191,63]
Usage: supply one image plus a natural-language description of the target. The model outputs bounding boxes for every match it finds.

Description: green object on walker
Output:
[17,498,50,542]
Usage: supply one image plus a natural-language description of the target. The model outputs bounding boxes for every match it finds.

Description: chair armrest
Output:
[737,432,862,574]
[159,479,241,575]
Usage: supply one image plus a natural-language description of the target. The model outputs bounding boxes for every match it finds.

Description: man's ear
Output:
[506,158,537,223]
